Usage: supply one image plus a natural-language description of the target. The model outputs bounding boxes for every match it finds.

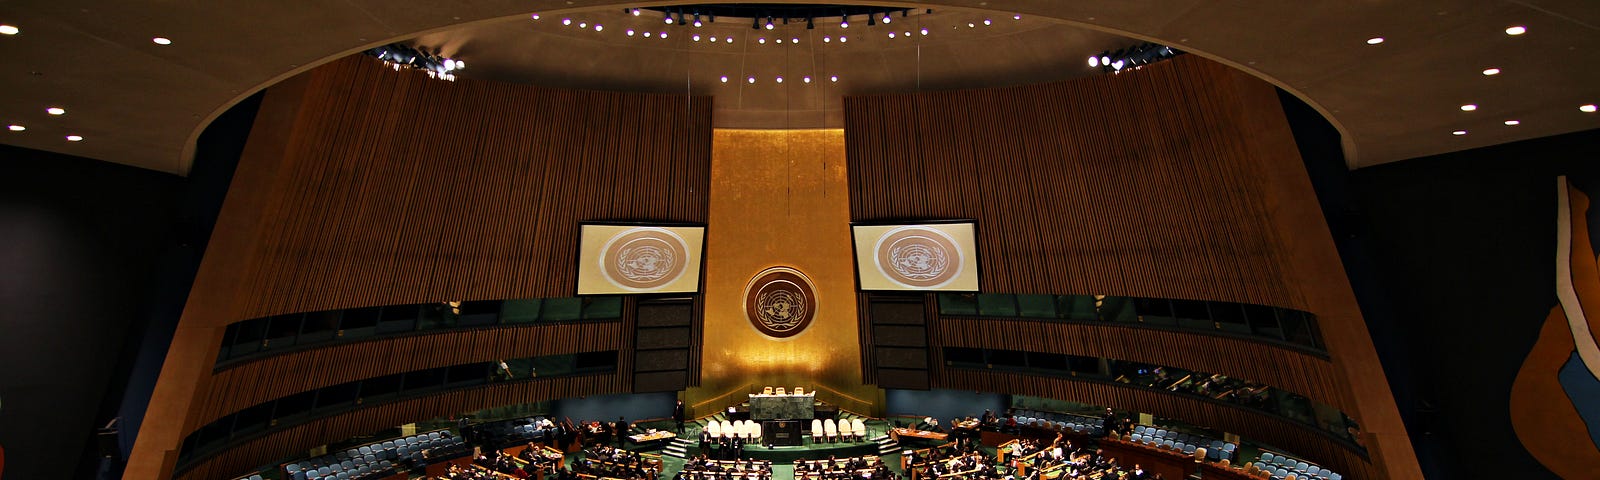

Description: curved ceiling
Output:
[0,1,1595,175]
[410,8,1140,129]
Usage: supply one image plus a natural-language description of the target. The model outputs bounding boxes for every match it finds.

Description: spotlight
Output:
[984,19,992,26]
[1366,37,1384,45]
[644,31,652,37]
[659,32,667,38]
[841,14,849,29]
[889,32,896,39]
[748,76,756,84]
[766,17,775,30]
[721,76,729,83]
[579,22,587,28]
[830,75,838,82]
[759,37,766,44]
[968,23,975,28]
[919,27,928,35]
[563,18,572,26]
[839,36,847,43]
[1088,56,1099,67]
[531,14,540,20]
[776,76,784,83]
[754,17,762,30]
[709,36,717,42]
[868,15,875,27]
[693,15,703,27]
[693,35,701,42]
[823,36,830,43]
[804,76,812,83]
[807,17,815,30]
[594,24,603,32]
[665,12,674,24]
[627,29,635,36]
[882,14,891,24]
[1014,14,1022,20]
[1460,104,1477,111]
[726,37,733,43]
[791,37,798,43]
[631,8,641,16]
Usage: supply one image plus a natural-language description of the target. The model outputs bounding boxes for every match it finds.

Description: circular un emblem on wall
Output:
[744,267,817,339]
[875,226,963,289]
[600,227,690,291]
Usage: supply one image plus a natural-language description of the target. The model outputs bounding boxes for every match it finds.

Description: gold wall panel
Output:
[688,129,879,416]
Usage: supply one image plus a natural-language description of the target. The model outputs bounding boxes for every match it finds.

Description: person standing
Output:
[614,416,629,446]
[674,399,687,434]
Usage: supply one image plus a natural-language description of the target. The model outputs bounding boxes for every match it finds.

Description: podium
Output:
[761,420,804,446]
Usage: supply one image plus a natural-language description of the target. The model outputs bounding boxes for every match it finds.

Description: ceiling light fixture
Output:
[0,25,18,35]
[659,32,667,39]
[720,76,728,83]
[1460,104,1477,111]
[152,37,172,45]
[748,76,756,84]
[66,135,83,141]
[1482,68,1500,75]
[1581,104,1597,113]
[709,36,717,42]
[1014,15,1022,20]
[1505,25,1527,35]
[665,12,674,25]
[693,34,701,42]
[627,29,635,36]
[776,76,784,83]
[830,75,838,82]
[919,28,928,35]
[766,17,775,30]
[631,8,641,16]
[1503,120,1520,126]
[531,14,540,20]
[807,17,815,30]
[823,36,830,43]
[47,107,65,115]
[804,76,812,83]
[983,19,992,26]
[759,37,766,44]
[840,14,849,29]
[563,18,572,26]
[1452,130,1468,135]
[594,25,603,32]
[889,32,896,39]
[693,14,703,27]
[839,36,846,43]
[7,124,24,131]
[1366,37,1384,45]
[791,37,798,43]
[726,37,733,43]
[644,31,652,37]
[882,14,891,24]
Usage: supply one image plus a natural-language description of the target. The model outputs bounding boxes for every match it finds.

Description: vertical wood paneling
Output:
[233,55,712,321]
[933,317,1347,412]
[177,374,623,480]
[937,369,1376,480]
[843,55,1304,311]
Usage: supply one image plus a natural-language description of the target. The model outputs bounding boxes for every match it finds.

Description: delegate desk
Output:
[889,428,948,443]
[748,392,815,420]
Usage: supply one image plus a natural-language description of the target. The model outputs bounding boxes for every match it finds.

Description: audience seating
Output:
[1126,424,1237,463]
[283,429,464,480]
[1257,450,1341,480]
[1009,409,1106,437]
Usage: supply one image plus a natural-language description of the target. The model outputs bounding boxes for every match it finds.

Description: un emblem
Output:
[600,227,690,291]
[744,267,817,338]
[875,226,963,288]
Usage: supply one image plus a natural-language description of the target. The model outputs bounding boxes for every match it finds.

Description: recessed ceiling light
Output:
[594,25,602,32]
[803,76,812,83]
[1505,25,1527,35]
[1452,130,1467,135]
[562,18,572,26]
[1366,37,1384,45]
[152,37,172,45]
[7,124,24,131]
[776,76,783,83]
[659,32,667,39]
[0,25,18,35]
[758,37,766,44]
[531,14,540,20]
[1504,120,1520,126]
[747,76,756,84]
[66,135,83,141]
[1013,15,1022,20]
[983,19,992,26]
[839,36,847,43]
[46,107,65,115]
[967,23,975,28]
[1580,104,1597,113]
[626,29,635,36]
[791,37,798,43]
[889,32,896,38]
[693,35,701,42]
[1460,104,1478,111]
[720,76,728,83]
[1482,68,1500,75]
[830,75,838,82]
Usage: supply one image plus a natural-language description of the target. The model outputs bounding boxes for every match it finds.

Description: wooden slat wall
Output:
[934,317,1347,412]
[177,374,622,480]
[233,55,712,321]
[195,321,624,426]
[843,55,1304,311]
[938,369,1377,480]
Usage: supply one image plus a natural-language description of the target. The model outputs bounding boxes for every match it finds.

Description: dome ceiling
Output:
[407,7,1141,129]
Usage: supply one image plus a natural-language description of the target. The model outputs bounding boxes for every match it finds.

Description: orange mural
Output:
[1509,177,1600,478]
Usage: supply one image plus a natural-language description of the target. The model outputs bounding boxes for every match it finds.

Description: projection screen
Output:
[852,222,979,291]
[577,224,706,295]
